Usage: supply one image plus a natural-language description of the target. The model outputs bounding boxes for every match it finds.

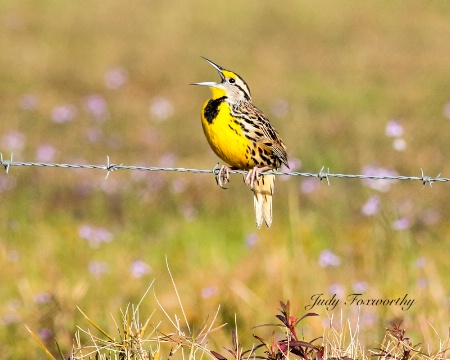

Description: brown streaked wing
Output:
[233,102,288,168]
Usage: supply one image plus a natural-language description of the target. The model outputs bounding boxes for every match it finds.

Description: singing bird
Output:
[193,57,288,228]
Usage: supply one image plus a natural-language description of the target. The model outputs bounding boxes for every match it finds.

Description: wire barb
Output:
[0,153,13,174]
[420,168,440,188]
[212,163,220,176]
[104,156,122,179]
[318,166,330,186]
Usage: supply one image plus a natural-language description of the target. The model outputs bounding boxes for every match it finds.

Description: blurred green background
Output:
[1,0,449,358]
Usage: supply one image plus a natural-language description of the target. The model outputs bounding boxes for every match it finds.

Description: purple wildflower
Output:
[328,283,345,297]
[88,261,109,277]
[0,175,16,193]
[130,260,151,278]
[79,225,113,248]
[352,281,368,293]
[19,94,37,110]
[141,126,161,145]
[361,195,380,216]
[245,233,259,247]
[105,67,128,89]
[85,94,107,121]
[392,138,406,151]
[1,131,26,152]
[179,204,198,221]
[34,292,52,304]
[385,120,404,137]
[288,157,302,171]
[85,127,102,142]
[361,165,398,192]
[417,278,428,288]
[201,286,218,299]
[158,152,177,167]
[150,97,174,121]
[2,313,20,325]
[422,209,440,225]
[301,178,320,194]
[319,250,341,268]
[35,144,55,162]
[443,103,450,120]
[51,104,76,123]
[144,173,165,193]
[392,218,410,230]
[171,178,187,193]
[361,312,377,326]
[415,257,426,268]
[38,328,53,340]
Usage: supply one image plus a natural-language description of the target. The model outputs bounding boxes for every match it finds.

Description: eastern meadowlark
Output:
[193,57,288,228]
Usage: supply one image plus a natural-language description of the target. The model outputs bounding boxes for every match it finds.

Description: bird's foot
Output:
[215,164,231,189]
[244,166,271,189]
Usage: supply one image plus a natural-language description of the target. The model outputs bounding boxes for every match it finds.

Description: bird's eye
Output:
[229,78,235,84]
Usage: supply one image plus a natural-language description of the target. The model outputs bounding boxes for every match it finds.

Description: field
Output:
[1,1,450,359]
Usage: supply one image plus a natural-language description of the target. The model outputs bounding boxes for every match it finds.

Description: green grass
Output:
[28,293,450,360]
[1,0,450,358]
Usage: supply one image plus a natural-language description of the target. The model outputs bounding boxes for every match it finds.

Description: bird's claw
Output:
[244,166,271,189]
[215,165,231,189]
[245,169,259,190]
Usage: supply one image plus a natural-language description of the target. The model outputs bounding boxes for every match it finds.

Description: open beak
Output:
[191,81,217,87]
[191,57,225,86]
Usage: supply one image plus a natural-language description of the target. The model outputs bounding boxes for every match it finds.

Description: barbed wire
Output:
[0,153,447,187]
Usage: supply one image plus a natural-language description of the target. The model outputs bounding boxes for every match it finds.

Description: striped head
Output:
[192,57,252,102]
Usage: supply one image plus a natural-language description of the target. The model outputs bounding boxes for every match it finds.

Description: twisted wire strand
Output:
[0,154,447,186]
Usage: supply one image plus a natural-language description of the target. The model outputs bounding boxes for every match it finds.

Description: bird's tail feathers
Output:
[253,172,275,228]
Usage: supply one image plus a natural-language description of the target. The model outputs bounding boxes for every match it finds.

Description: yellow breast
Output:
[201,100,253,169]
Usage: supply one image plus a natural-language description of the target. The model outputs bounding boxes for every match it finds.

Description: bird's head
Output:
[192,57,252,102]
